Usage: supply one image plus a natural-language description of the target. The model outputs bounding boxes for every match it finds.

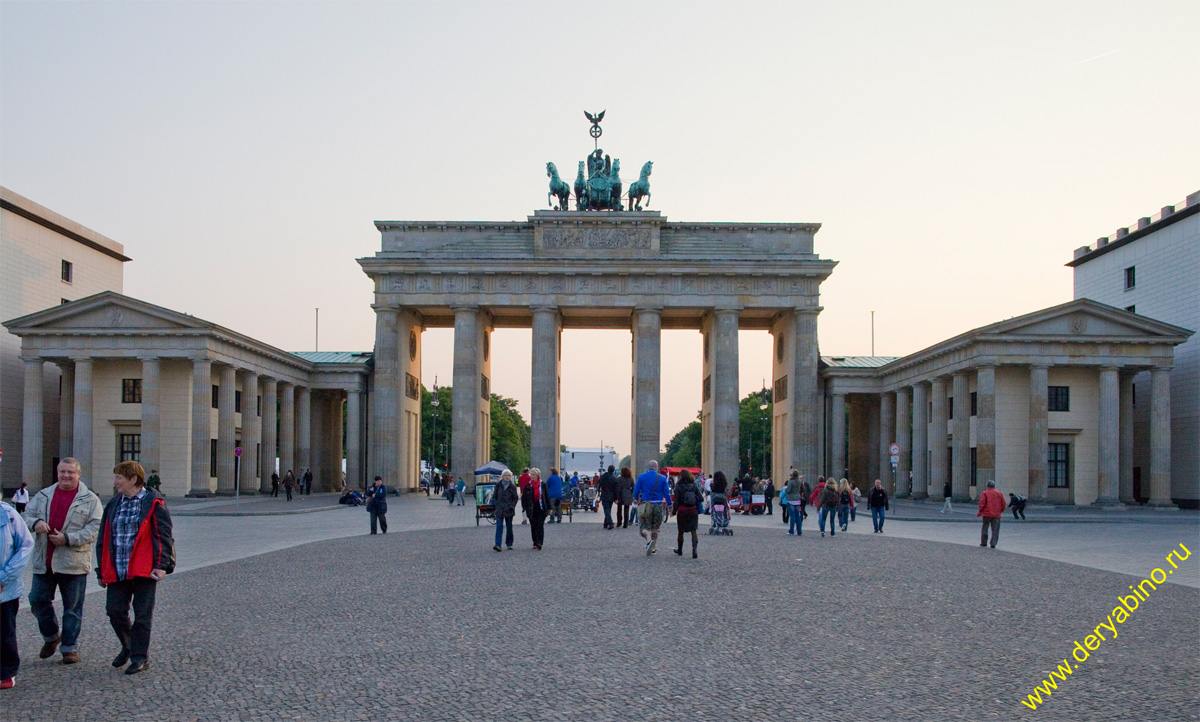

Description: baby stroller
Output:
[708,493,733,536]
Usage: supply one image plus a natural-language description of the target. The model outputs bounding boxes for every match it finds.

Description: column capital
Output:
[530,305,560,314]
[633,306,663,314]
[976,363,997,370]
[711,306,743,316]
[1029,363,1050,370]
[189,352,212,363]
[450,305,480,313]
[1151,364,1173,373]
[138,355,162,363]
[68,353,92,363]
[371,305,400,316]
[792,306,823,316]
[20,355,44,363]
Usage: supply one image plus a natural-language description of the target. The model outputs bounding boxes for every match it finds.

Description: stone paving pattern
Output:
[4,515,1197,721]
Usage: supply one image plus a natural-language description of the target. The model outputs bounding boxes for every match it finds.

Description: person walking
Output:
[634,461,671,556]
[941,480,953,514]
[546,468,564,523]
[1009,493,1027,520]
[10,483,29,514]
[23,457,103,664]
[517,468,531,525]
[868,479,889,533]
[303,468,313,496]
[818,478,840,538]
[367,477,388,535]
[271,472,280,497]
[522,468,550,550]
[978,480,1006,549]
[616,467,635,528]
[598,465,618,530]
[456,477,467,506]
[739,476,753,514]
[492,470,519,551]
[96,461,175,675]
[1,492,35,689]
[671,470,702,558]
[837,479,853,532]
[784,471,805,536]
[283,471,295,501]
[763,478,775,516]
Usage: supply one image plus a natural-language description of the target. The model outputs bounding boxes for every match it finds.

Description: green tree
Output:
[490,393,531,471]
[618,454,631,470]
[662,412,702,467]
[420,384,453,473]
[739,390,773,477]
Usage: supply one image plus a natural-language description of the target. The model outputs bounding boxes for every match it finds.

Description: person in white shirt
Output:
[10,484,29,514]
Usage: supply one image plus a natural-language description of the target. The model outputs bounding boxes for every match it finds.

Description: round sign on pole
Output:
[889,443,900,456]
[234,447,243,457]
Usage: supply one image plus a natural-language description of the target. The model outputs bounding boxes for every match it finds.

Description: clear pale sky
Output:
[3,1,1197,456]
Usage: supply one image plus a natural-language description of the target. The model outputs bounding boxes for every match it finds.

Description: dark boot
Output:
[692,539,698,559]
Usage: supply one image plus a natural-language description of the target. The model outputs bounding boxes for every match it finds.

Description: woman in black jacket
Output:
[522,468,551,550]
[868,479,889,533]
[671,470,702,559]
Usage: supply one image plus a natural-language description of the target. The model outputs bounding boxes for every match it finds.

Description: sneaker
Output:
[506,546,513,551]
[821,532,825,537]
[0,677,13,690]
[61,652,80,665]
[645,541,653,556]
[493,545,502,552]
[39,636,61,659]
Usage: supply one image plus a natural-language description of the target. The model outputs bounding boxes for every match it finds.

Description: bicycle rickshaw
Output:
[473,460,510,526]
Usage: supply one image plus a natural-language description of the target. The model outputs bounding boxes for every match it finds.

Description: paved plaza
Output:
[4,496,1198,721]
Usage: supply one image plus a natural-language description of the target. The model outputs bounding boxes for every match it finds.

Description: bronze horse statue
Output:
[609,159,623,211]
[628,160,652,210]
[546,162,571,211]
[573,161,586,210]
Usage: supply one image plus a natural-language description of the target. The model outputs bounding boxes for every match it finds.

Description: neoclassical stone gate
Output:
[359,210,836,489]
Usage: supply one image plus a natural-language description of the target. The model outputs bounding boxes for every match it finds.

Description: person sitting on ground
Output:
[1009,493,1027,520]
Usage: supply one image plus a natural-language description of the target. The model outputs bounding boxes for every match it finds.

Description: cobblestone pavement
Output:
[5,518,1197,721]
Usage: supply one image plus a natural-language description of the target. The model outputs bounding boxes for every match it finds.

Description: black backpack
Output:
[680,485,697,507]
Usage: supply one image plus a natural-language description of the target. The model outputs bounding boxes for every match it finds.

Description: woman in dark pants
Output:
[523,468,550,550]
[96,460,174,675]
[616,467,635,529]
[671,469,702,558]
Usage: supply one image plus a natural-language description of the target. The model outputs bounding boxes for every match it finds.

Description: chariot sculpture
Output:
[544,111,653,212]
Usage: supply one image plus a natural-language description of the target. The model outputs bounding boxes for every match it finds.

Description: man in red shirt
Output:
[517,468,531,525]
[977,480,1007,549]
[22,458,103,664]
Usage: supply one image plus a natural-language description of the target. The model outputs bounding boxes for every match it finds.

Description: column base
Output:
[1147,499,1179,509]
[1092,499,1126,509]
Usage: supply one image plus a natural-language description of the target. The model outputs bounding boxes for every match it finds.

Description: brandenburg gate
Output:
[358,115,836,488]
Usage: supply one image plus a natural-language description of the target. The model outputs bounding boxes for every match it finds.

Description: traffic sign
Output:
[889,443,900,456]
[890,454,900,464]
[234,447,243,457]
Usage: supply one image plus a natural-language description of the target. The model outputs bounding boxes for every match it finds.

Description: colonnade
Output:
[825,363,1174,507]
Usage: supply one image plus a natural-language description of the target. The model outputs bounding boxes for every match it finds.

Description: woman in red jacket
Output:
[95,461,175,675]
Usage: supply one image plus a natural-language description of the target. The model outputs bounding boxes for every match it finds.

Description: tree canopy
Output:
[659,390,773,477]
[421,385,531,473]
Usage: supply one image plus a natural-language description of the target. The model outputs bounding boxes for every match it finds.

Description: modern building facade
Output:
[819,300,1192,508]
[1,187,128,490]
[1069,191,1199,507]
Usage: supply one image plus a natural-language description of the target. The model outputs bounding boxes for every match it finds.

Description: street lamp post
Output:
[431,376,439,477]
[759,385,770,478]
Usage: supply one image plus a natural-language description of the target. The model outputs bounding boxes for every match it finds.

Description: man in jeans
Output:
[22,458,103,664]
[545,468,564,523]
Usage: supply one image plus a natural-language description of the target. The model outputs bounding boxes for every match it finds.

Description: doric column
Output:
[701,309,740,479]
[188,356,213,496]
[879,392,895,491]
[216,365,238,494]
[1148,366,1173,507]
[530,307,562,476]
[57,361,74,459]
[976,365,996,492]
[830,392,847,480]
[241,370,259,493]
[1119,372,1135,503]
[22,357,44,489]
[929,376,948,502]
[452,307,485,482]
[894,386,911,498]
[792,310,821,481]
[72,356,94,483]
[1027,365,1049,502]
[951,371,971,501]
[395,309,424,491]
[1095,367,1121,505]
[370,307,399,485]
[278,382,295,477]
[296,385,311,478]
[911,382,928,499]
[140,357,161,476]
[631,307,662,472]
[259,377,277,493]
[346,389,363,489]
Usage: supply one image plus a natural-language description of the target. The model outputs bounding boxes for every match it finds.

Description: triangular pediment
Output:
[2,291,209,332]
[984,299,1192,340]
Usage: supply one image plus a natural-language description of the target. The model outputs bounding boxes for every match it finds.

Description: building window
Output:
[212,384,219,409]
[119,433,141,462]
[1048,443,1070,487]
[121,378,142,403]
[210,439,218,477]
[1124,266,1135,290]
[970,392,977,417]
[970,447,977,486]
[235,390,242,413]
[1125,305,1136,313]
[61,260,73,283]
[1048,386,1070,412]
